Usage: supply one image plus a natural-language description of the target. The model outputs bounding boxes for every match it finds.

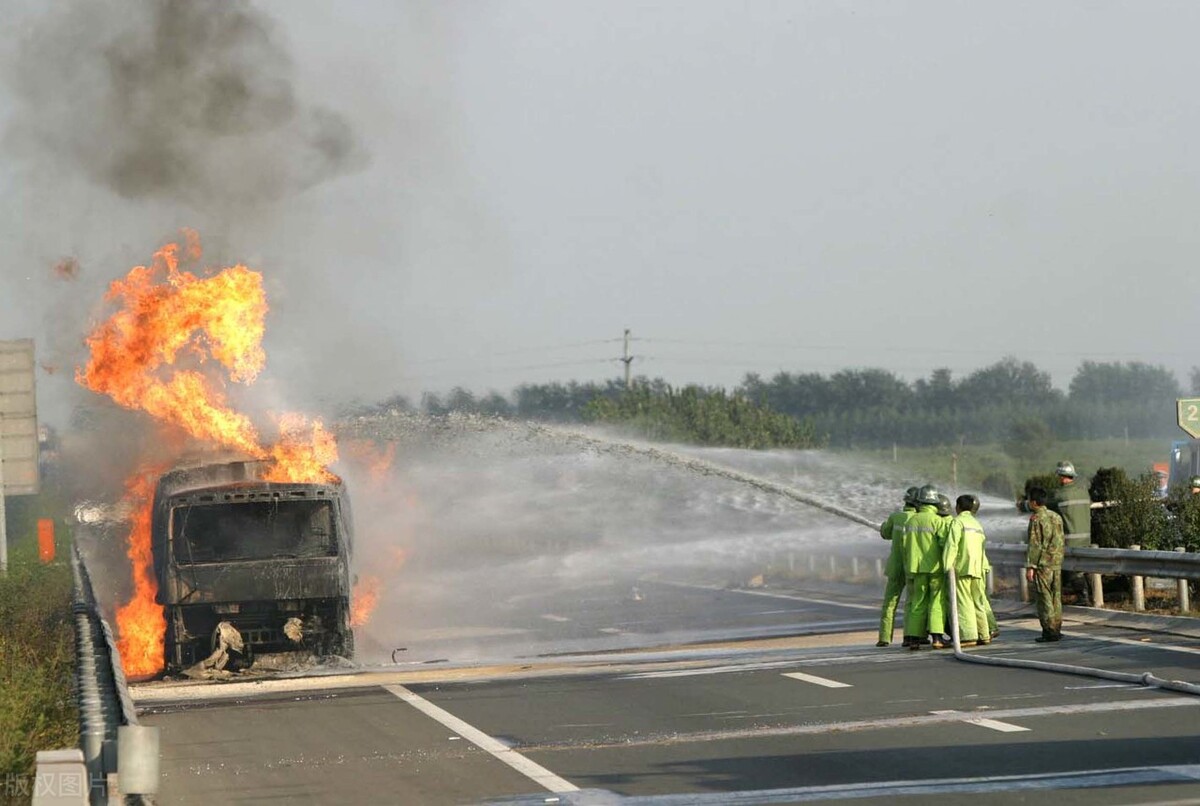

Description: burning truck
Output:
[151,457,355,673]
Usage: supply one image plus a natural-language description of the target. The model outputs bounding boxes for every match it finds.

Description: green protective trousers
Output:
[903,573,937,639]
[950,575,989,642]
[1033,567,1063,637]
[927,573,947,636]
[972,577,993,639]
[877,572,905,643]
[978,574,997,636]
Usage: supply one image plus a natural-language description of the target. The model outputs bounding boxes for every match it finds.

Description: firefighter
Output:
[900,485,945,649]
[970,495,999,640]
[1049,461,1092,603]
[1025,486,1065,642]
[876,487,918,647]
[943,494,989,646]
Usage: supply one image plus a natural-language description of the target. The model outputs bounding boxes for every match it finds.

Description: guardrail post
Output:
[1129,544,1145,612]
[828,555,837,577]
[1176,547,1191,613]
[985,568,994,596]
[850,557,860,578]
[117,726,161,796]
[1089,544,1105,608]
[874,557,883,579]
[788,551,795,573]
[1019,568,1029,603]
[807,554,815,576]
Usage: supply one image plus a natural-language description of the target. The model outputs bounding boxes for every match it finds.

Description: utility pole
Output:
[622,328,634,390]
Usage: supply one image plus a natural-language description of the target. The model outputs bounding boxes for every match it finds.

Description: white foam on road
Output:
[384,684,578,794]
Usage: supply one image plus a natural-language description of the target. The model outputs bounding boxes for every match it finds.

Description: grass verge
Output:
[0,493,76,806]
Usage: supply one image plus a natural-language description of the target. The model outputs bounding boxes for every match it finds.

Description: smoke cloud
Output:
[8,0,365,206]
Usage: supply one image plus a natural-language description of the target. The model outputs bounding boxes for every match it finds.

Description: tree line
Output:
[346,357,1194,450]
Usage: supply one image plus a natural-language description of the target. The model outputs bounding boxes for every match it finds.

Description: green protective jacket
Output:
[900,505,945,574]
[1026,508,1065,569]
[880,506,916,540]
[943,512,987,578]
[1049,481,1092,548]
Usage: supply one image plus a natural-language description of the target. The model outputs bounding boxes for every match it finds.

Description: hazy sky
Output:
[4,1,1200,422]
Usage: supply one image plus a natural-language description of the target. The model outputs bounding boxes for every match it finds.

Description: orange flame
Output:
[342,439,396,488]
[76,233,266,457]
[350,575,382,628]
[115,471,165,678]
[79,232,343,675]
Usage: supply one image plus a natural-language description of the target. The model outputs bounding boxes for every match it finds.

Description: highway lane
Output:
[137,580,1200,804]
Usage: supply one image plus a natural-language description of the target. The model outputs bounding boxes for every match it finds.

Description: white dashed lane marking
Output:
[930,708,1029,733]
[782,671,853,688]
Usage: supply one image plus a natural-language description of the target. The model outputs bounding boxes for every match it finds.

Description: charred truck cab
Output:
[151,459,355,672]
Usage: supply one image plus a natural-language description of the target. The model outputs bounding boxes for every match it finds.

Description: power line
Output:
[637,336,1199,361]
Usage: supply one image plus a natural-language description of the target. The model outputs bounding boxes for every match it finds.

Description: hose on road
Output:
[947,567,1200,696]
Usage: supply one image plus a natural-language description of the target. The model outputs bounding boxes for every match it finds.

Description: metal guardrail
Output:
[63,541,157,805]
[781,540,1200,615]
[986,542,1200,581]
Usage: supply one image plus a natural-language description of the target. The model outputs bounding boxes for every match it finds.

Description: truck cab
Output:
[151,459,355,672]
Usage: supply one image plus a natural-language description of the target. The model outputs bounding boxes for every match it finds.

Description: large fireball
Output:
[78,231,340,676]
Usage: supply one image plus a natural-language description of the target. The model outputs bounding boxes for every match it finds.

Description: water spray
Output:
[524,423,879,529]
[947,567,1200,696]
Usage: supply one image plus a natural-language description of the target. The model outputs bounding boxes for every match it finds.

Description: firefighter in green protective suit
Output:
[970,496,999,640]
[901,485,947,649]
[876,487,918,647]
[943,494,989,646]
[1025,486,1065,642]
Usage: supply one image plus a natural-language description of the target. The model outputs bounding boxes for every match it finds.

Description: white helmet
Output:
[1055,461,1077,479]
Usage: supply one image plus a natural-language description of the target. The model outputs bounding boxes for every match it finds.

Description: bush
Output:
[1090,467,1173,549]
[0,560,77,793]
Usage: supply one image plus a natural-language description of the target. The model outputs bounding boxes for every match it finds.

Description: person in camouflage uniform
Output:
[876,487,918,647]
[1025,486,1065,642]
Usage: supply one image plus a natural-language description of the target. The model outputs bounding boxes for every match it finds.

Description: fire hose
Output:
[946,566,1200,696]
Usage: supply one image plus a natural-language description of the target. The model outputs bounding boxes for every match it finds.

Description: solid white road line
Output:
[384,684,578,794]
[1012,618,1200,656]
[782,671,853,688]
[540,614,570,622]
[656,579,880,612]
[520,696,1199,751]
[930,709,1029,733]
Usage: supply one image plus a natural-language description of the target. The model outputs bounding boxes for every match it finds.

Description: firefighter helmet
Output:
[936,494,952,517]
[904,486,919,505]
[917,484,940,505]
[1055,461,1077,479]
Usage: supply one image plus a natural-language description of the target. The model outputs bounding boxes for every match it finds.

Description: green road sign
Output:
[1179,398,1200,439]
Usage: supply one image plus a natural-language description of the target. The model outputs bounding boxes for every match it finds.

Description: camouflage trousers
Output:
[1033,566,1062,638]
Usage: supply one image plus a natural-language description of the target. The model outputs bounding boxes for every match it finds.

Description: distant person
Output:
[1190,476,1200,496]
[1048,461,1092,546]
[876,487,918,647]
[1019,461,1090,603]
[943,494,989,646]
[1025,486,1065,643]
[900,485,947,649]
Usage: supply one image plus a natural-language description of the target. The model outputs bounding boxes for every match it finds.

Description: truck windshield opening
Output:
[171,499,338,564]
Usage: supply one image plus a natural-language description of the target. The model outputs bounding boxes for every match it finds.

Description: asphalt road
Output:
[137,579,1200,804]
